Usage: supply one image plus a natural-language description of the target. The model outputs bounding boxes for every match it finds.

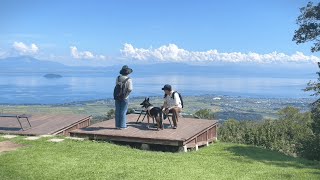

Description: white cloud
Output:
[0,47,5,58]
[121,43,320,64]
[70,46,106,60]
[13,42,39,55]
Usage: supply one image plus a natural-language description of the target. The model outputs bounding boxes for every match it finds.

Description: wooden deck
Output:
[70,114,218,151]
[0,114,91,136]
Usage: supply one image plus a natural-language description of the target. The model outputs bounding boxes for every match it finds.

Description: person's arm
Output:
[115,76,119,85]
[163,102,168,108]
[163,98,170,114]
[127,79,133,92]
[162,97,168,110]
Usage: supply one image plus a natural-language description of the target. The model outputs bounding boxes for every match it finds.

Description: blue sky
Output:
[0,0,319,66]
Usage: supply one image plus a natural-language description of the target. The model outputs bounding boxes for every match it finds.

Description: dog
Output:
[140,98,164,130]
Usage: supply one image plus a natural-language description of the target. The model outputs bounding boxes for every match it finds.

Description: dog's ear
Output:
[147,98,149,101]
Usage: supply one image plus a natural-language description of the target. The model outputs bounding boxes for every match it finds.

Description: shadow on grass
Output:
[313,172,320,175]
[225,145,320,170]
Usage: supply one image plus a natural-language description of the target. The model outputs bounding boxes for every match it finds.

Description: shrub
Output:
[194,109,215,119]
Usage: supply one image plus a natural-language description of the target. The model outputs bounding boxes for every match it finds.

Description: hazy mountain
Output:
[0,56,316,78]
[0,56,107,73]
[0,56,66,71]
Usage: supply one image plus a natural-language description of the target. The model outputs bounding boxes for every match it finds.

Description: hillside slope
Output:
[0,136,319,180]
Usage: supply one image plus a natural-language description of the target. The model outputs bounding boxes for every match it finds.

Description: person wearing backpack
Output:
[113,65,133,129]
[161,84,183,129]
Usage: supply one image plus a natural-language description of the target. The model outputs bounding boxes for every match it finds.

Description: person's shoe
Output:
[173,126,177,129]
[120,127,128,130]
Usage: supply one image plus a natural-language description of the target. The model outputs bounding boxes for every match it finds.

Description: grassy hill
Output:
[0,136,319,180]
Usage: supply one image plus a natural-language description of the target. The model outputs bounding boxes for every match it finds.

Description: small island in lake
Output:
[44,74,62,79]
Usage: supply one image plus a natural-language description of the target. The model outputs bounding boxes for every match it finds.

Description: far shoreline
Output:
[0,94,316,106]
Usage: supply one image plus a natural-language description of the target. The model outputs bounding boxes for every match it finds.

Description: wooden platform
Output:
[0,114,91,136]
[70,114,218,151]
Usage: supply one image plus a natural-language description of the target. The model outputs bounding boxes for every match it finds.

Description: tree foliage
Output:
[194,109,215,120]
[301,62,320,160]
[292,1,320,160]
[219,1,320,161]
[106,109,115,119]
[219,107,313,157]
[304,62,320,97]
[293,2,320,52]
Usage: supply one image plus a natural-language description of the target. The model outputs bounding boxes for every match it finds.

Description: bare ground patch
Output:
[0,141,25,153]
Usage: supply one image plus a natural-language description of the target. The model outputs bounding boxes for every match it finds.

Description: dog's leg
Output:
[160,115,164,130]
[155,117,160,130]
[147,115,150,129]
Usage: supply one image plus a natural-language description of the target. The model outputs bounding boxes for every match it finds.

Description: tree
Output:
[304,63,320,141]
[302,65,320,160]
[294,2,320,132]
[218,107,313,157]
[106,109,115,119]
[293,2,320,52]
[127,108,135,114]
[218,119,242,143]
[194,109,215,120]
[294,1,320,160]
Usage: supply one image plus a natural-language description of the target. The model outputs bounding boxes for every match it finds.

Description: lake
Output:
[0,72,315,104]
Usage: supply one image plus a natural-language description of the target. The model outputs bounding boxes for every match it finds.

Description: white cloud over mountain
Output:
[121,43,319,64]
[1,42,319,66]
[0,48,5,58]
[70,46,106,60]
[13,42,39,55]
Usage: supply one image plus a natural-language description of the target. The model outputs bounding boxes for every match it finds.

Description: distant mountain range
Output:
[0,56,317,78]
[0,56,66,71]
[0,56,110,73]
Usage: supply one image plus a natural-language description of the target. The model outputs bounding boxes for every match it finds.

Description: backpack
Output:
[113,76,130,100]
[172,91,184,108]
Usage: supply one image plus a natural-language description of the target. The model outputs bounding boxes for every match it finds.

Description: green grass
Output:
[0,137,319,180]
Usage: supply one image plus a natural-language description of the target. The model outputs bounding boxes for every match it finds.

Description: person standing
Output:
[114,65,133,129]
[162,84,182,129]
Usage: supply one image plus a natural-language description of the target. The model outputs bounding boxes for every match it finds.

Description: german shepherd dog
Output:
[140,98,164,130]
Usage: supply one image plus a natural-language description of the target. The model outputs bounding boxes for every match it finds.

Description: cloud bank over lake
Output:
[121,43,319,64]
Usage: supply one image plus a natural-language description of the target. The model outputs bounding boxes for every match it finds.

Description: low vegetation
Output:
[218,107,313,158]
[194,109,215,119]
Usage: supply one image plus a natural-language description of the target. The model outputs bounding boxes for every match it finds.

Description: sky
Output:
[0,0,319,66]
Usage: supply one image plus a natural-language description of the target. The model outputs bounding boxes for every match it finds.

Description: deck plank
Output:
[71,114,218,147]
[0,114,91,135]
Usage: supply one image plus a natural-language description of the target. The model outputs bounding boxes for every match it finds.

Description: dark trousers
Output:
[169,107,182,127]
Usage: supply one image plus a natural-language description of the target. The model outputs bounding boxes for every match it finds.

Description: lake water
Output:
[0,73,315,104]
